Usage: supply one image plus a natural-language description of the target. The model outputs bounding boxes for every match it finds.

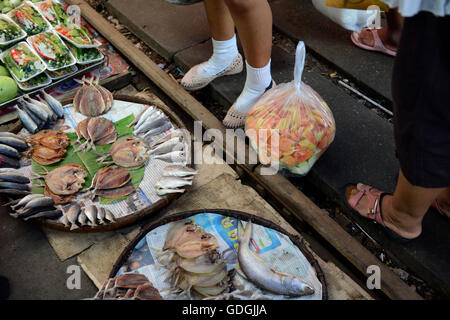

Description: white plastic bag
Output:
[312,0,380,31]
[245,42,336,176]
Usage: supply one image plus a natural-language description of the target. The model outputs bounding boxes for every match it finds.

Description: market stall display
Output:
[0,0,107,108]
[109,210,327,300]
[1,94,193,232]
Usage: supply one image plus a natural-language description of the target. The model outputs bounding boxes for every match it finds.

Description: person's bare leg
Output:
[204,0,235,41]
[224,0,272,67]
[348,171,445,239]
[357,8,404,52]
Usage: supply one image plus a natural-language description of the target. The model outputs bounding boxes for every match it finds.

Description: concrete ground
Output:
[105,0,450,296]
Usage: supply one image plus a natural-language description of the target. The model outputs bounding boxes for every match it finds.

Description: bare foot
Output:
[358,28,398,52]
[346,184,421,240]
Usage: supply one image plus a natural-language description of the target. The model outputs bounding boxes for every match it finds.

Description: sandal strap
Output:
[348,184,386,226]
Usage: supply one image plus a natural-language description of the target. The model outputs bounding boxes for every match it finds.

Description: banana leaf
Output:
[32,114,146,204]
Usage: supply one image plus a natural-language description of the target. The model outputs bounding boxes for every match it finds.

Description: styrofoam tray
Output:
[0,14,27,46]
[45,63,78,80]
[7,1,53,36]
[55,26,102,49]
[26,30,76,71]
[17,72,52,91]
[0,41,47,83]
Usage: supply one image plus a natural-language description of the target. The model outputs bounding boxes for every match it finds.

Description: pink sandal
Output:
[344,183,413,243]
[351,29,397,57]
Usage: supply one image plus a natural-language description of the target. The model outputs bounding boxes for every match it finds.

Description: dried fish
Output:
[134,107,157,130]
[45,164,87,195]
[149,129,187,149]
[97,207,105,225]
[77,209,87,226]
[156,188,185,196]
[128,105,150,128]
[96,182,135,198]
[74,77,114,117]
[142,122,171,141]
[104,209,115,223]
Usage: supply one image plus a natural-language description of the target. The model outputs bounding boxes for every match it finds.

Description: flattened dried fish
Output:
[95,182,135,199]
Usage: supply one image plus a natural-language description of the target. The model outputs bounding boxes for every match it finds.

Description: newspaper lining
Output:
[18,100,179,220]
[116,213,323,300]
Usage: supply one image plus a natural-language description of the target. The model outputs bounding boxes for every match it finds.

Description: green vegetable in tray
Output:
[9,2,48,35]
[37,0,69,27]
[0,1,40,14]
[0,16,22,43]
[19,72,48,89]
[29,31,73,69]
[0,75,18,103]
[68,42,101,62]
[2,42,45,81]
[56,24,94,46]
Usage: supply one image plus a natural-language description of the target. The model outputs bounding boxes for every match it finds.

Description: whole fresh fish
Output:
[0,154,20,169]
[128,105,150,128]
[59,214,70,227]
[0,136,28,152]
[19,196,54,212]
[152,150,186,163]
[0,189,30,197]
[155,176,192,190]
[85,205,98,227]
[97,207,105,225]
[20,98,48,122]
[104,209,115,223]
[21,104,44,129]
[134,107,157,130]
[77,209,88,226]
[17,206,56,219]
[134,114,166,135]
[23,209,62,221]
[0,143,21,159]
[15,106,38,134]
[0,172,30,184]
[150,129,186,148]
[0,181,30,191]
[40,91,64,118]
[0,132,22,139]
[238,221,315,297]
[11,194,44,210]
[156,188,185,196]
[142,121,171,140]
[66,204,81,230]
[148,137,184,156]
[25,96,56,121]
[162,165,198,177]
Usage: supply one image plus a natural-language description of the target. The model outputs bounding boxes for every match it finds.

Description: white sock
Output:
[197,35,239,77]
[234,60,272,113]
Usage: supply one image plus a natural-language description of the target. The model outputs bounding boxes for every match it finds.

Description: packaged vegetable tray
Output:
[36,0,69,27]
[66,40,103,64]
[16,70,51,91]
[0,14,26,45]
[8,1,51,36]
[245,41,336,176]
[0,40,46,82]
[27,30,76,71]
[55,24,102,48]
[45,63,77,80]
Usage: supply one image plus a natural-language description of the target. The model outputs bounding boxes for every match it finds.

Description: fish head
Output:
[289,278,315,296]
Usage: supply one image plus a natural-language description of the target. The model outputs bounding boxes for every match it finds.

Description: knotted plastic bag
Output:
[245,41,336,176]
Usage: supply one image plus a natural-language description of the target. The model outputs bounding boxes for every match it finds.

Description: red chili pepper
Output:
[32,37,56,60]
[10,48,26,66]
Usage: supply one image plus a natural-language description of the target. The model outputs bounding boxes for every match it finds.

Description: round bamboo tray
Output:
[109,209,328,300]
[38,94,192,232]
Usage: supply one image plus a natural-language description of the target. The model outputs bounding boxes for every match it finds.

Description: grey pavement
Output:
[106,0,450,296]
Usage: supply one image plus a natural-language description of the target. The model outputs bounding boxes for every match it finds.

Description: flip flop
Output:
[351,29,397,57]
[343,183,414,244]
